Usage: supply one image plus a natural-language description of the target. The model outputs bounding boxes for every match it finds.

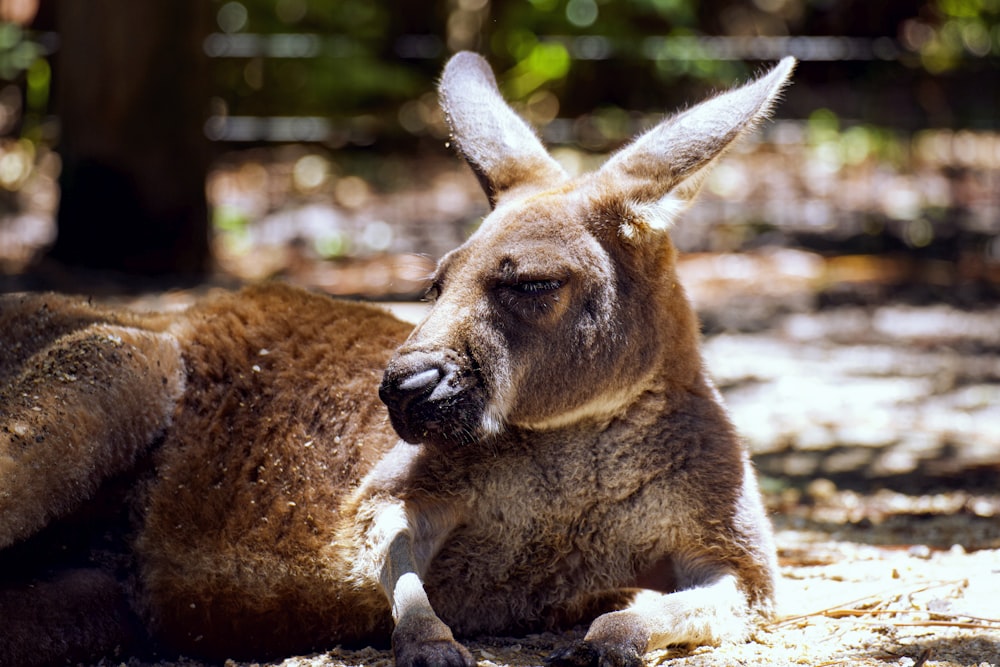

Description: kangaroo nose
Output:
[380,354,480,446]
[379,361,448,445]
[379,360,450,414]
[379,352,487,447]
[397,367,442,394]
[380,364,442,406]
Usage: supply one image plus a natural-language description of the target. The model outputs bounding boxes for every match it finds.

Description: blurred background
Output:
[0,0,997,297]
[0,0,998,495]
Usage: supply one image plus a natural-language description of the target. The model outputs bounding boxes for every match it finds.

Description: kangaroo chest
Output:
[412,430,683,636]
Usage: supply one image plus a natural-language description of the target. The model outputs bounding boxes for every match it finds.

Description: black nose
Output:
[397,367,442,394]
[379,364,444,409]
[379,359,450,444]
[379,353,483,447]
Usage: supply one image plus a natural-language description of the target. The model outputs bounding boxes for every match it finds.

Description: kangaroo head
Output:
[380,52,794,449]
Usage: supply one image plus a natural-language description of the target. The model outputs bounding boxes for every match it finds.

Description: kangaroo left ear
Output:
[439,51,568,208]
[597,57,796,236]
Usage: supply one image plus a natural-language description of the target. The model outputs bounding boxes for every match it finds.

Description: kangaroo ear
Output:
[598,57,796,236]
[439,51,568,208]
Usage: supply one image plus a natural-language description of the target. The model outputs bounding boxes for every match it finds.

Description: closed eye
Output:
[493,273,569,317]
[509,279,564,296]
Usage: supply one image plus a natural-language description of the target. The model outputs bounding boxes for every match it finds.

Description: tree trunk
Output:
[49,0,211,276]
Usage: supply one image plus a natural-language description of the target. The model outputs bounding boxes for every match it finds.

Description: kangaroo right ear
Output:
[598,57,796,237]
[439,51,568,208]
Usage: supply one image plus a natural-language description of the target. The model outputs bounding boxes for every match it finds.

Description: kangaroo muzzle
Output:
[379,349,488,449]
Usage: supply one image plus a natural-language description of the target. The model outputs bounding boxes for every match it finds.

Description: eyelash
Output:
[508,279,564,296]
[424,278,565,304]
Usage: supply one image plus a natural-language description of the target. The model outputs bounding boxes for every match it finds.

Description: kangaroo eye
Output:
[494,276,567,315]
[511,279,564,296]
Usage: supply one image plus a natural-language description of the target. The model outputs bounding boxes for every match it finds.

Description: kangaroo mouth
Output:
[379,353,489,449]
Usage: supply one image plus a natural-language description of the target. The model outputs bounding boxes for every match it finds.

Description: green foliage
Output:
[504,38,571,99]
[901,0,1000,72]
[198,0,1000,137]
[3,0,994,156]
[0,23,42,80]
[209,0,426,117]
[807,108,907,171]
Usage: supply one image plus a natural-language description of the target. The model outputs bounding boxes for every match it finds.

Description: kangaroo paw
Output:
[391,614,476,667]
[546,640,643,667]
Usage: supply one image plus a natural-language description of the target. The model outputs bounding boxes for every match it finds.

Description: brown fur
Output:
[0,53,795,667]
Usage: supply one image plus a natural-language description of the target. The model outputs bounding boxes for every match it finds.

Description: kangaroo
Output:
[0,52,795,667]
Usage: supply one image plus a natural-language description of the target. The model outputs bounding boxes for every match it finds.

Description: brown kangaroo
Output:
[0,52,795,667]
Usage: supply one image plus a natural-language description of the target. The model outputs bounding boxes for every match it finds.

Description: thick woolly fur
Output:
[1,285,411,663]
[0,52,794,667]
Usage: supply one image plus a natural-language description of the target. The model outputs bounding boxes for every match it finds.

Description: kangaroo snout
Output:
[380,350,487,448]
